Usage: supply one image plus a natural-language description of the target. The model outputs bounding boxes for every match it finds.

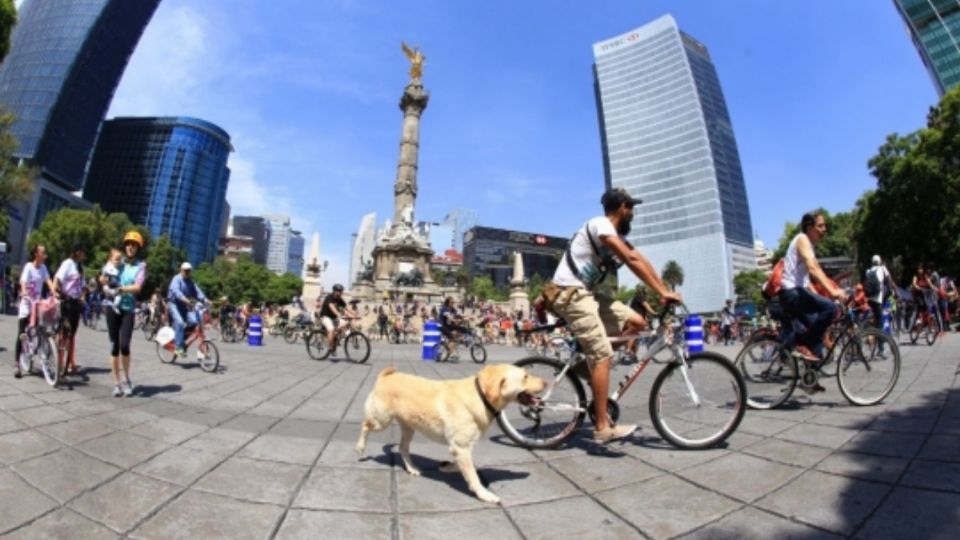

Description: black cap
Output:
[601,188,643,212]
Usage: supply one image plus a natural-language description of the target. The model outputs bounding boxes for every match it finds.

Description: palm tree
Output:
[661,260,684,291]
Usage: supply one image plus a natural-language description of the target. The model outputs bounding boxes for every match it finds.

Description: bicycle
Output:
[388,317,416,344]
[907,297,939,346]
[283,313,313,344]
[155,304,220,372]
[437,324,487,363]
[497,303,746,450]
[142,308,165,341]
[735,303,900,409]
[304,317,370,363]
[18,298,61,387]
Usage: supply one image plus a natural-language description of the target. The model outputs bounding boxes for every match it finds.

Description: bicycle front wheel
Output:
[470,343,487,363]
[284,326,299,344]
[735,337,797,410]
[344,332,370,363]
[39,335,58,387]
[650,352,746,450]
[837,328,900,406]
[156,342,177,363]
[18,333,33,374]
[496,356,586,449]
[925,323,937,345]
[198,340,220,372]
[305,330,330,360]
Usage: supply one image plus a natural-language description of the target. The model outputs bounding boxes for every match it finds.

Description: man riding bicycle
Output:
[439,296,469,360]
[319,284,358,355]
[167,262,207,356]
[547,187,680,443]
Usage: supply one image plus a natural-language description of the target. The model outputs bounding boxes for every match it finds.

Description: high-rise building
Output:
[83,117,232,264]
[894,0,960,96]
[593,14,755,312]
[264,214,292,275]
[288,230,304,276]
[232,216,269,265]
[463,226,568,290]
[349,213,376,287]
[0,0,160,261]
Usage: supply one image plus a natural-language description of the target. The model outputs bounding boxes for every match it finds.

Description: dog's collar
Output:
[474,376,500,416]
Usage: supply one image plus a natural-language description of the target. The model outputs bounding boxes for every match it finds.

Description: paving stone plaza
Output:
[0,322,958,539]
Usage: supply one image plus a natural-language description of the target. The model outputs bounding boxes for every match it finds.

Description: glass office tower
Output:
[593,14,755,313]
[894,0,960,96]
[83,117,232,264]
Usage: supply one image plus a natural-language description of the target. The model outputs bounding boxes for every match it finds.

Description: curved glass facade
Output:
[0,0,160,190]
[593,15,755,312]
[895,0,960,96]
[83,117,232,264]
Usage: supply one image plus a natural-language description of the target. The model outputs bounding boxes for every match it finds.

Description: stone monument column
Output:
[393,82,429,227]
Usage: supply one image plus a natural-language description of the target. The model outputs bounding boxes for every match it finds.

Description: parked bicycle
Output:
[18,298,62,387]
[304,317,370,363]
[155,304,220,372]
[735,302,900,409]
[497,303,746,450]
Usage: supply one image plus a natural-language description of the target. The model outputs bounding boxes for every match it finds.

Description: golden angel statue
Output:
[401,42,425,80]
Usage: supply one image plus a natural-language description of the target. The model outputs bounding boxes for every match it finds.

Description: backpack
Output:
[865,267,881,297]
[761,259,785,300]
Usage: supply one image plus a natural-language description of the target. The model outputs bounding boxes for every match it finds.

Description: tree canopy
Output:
[771,208,858,263]
[661,260,684,291]
[0,110,37,239]
[193,255,303,305]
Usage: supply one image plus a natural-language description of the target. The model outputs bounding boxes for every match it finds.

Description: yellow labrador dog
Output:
[356,364,546,503]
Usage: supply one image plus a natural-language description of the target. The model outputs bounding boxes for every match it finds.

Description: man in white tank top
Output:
[778,211,847,365]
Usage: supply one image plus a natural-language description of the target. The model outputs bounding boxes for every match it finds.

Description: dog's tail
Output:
[378,366,397,379]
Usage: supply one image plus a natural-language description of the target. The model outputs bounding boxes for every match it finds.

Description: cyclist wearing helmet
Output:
[101,231,147,397]
[319,284,357,355]
[167,262,207,356]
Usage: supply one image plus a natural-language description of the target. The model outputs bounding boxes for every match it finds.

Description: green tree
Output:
[526,273,544,300]
[733,269,768,311]
[772,208,858,263]
[142,235,185,298]
[661,260,684,291]
[264,272,304,305]
[0,110,37,239]
[470,275,503,302]
[27,206,135,270]
[0,0,16,62]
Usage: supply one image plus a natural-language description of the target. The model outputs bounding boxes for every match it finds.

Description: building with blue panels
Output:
[83,117,232,264]
[593,15,756,313]
[894,0,960,96]
[0,0,160,261]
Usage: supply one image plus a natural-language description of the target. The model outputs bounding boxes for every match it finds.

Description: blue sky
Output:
[103,0,937,285]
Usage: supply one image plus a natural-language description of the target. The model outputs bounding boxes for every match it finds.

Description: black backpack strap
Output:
[564,221,608,286]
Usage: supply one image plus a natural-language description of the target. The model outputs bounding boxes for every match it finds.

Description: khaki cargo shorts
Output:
[552,288,636,366]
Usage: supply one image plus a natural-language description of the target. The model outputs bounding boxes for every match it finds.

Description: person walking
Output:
[721,300,736,346]
[102,231,147,397]
[14,245,56,379]
[53,243,87,378]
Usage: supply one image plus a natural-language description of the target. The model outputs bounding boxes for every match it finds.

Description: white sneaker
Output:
[123,379,133,397]
[112,385,122,397]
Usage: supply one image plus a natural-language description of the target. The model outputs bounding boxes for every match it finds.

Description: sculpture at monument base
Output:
[509,251,529,316]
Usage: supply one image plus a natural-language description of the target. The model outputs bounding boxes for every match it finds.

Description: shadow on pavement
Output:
[373,443,531,493]
[135,384,183,397]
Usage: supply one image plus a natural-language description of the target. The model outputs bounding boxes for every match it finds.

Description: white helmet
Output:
[871,255,882,266]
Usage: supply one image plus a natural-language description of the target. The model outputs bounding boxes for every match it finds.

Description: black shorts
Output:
[60,298,83,337]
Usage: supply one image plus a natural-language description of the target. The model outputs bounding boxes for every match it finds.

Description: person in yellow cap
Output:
[101,231,147,397]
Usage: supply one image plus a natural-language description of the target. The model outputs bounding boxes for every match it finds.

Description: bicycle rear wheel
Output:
[470,343,487,364]
[837,328,900,406]
[924,322,936,345]
[496,357,586,449]
[735,337,797,410]
[284,326,299,344]
[18,332,33,374]
[156,342,177,363]
[198,340,220,372]
[344,332,370,363]
[39,335,58,386]
[305,330,330,360]
[650,352,746,450]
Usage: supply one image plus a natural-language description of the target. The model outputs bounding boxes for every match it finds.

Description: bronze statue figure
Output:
[401,42,425,80]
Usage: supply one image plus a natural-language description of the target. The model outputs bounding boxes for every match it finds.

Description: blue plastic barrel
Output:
[882,300,891,335]
[684,315,704,354]
[422,320,440,361]
[248,314,263,346]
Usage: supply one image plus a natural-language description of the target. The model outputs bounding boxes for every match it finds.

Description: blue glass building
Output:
[894,0,960,96]
[593,15,756,313]
[83,117,232,264]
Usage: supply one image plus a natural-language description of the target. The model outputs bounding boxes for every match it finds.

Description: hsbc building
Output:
[462,226,568,290]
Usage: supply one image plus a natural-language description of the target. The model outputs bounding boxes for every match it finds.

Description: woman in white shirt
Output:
[14,245,57,379]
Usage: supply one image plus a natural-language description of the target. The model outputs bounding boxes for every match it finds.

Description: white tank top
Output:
[781,233,810,290]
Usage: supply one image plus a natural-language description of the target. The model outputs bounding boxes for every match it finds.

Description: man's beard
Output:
[617,219,632,236]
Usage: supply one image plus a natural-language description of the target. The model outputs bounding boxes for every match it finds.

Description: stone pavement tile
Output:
[164,406,235,427]
[3,508,118,539]
[399,509,522,540]
[917,434,959,462]
[678,453,804,503]
[12,447,121,503]
[731,415,796,437]
[38,417,115,444]
[900,460,960,493]
[814,452,909,483]
[839,430,926,459]
[469,437,540,465]
[77,431,171,469]
[485,461,580,507]
[755,471,889,535]
[867,413,938,434]
[63,398,123,416]
[180,426,258,455]
[216,413,277,433]
[276,509,392,540]
[508,495,639,540]
[319,422,398,470]
[396,465,490,512]
[239,434,325,465]
[743,438,833,468]
[0,393,45,411]
[130,490,283,540]
[127,417,210,445]
[91,407,157,429]
[134,445,226,487]
[293,466,391,512]
[775,423,858,449]
[0,411,27,434]
[550,453,661,494]
[857,487,960,540]
[0,429,62,465]
[680,506,840,540]
[193,456,307,505]
[0,468,59,534]
[808,411,876,430]
[932,415,960,435]
[596,475,740,539]
[69,472,180,533]
[627,445,730,472]
[0,384,21,397]
[132,399,185,418]
[8,404,74,426]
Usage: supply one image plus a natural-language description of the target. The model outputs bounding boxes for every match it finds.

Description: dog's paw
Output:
[476,490,500,504]
[355,443,366,456]
[405,466,422,477]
